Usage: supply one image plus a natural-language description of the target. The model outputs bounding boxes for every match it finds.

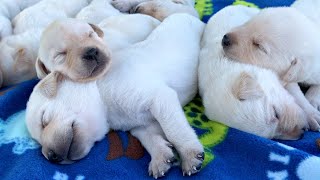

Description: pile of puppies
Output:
[0,0,316,178]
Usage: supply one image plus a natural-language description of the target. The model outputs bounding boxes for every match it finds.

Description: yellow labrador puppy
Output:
[36,14,160,80]
[222,7,320,131]
[26,14,205,178]
[199,5,307,140]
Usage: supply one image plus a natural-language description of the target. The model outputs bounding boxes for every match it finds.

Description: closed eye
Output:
[253,40,268,54]
[41,111,47,129]
[273,106,280,120]
[55,51,67,59]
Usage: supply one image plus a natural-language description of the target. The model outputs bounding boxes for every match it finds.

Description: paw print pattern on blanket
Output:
[183,96,228,167]
[195,0,213,20]
[232,0,259,9]
[0,110,39,154]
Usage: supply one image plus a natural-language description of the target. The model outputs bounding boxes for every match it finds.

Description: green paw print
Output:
[233,0,260,9]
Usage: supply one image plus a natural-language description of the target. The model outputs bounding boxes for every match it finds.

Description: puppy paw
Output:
[148,143,176,179]
[306,91,320,112]
[306,110,320,131]
[179,142,204,176]
[111,0,134,12]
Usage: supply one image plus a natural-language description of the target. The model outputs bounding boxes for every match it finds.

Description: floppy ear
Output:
[89,23,104,38]
[232,72,264,101]
[37,71,63,98]
[35,57,50,79]
[282,58,303,83]
[13,48,34,73]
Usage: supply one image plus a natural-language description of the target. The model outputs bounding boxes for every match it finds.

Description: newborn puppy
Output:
[0,29,42,87]
[12,0,89,34]
[76,0,121,24]
[222,7,320,131]
[199,5,307,140]
[36,15,160,80]
[36,19,110,81]
[26,73,108,164]
[112,0,198,21]
[27,14,205,178]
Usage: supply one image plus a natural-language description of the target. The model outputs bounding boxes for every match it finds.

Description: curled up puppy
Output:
[199,5,308,140]
[222,7,320,131]
[27,14,205,178]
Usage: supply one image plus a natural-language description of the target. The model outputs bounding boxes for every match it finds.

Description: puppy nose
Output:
[222,34,231,47]
[48,150,63,163]
[83,47,99,61]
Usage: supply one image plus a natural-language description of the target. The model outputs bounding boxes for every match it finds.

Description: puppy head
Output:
[132,0,199,21]
[0,36,37,86]
[230,71,307,140]
[26,72,108,164]
[37,19,111,81]
[222,7,318,80]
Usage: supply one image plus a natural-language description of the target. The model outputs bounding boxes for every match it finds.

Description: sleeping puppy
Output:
[76,0,121,24]
[0,0,41,39]
[112,0,198,21]
[222,7,320,131]
[199,5,307,140]
[36,15,160,80]
[12,0,89,34]
[26,14,205,178]
[0,29,42,87]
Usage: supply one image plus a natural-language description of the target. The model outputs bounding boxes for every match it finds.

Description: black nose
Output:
[83,47,99,61]
[222,34,231,47]
[48,150,63,163]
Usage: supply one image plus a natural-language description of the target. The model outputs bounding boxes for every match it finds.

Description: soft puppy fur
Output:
[27,14,205,178]
[112,0,198,21]
[76,0,121,24]
[12,0,89,34]
[0,29,42,86]
[0,0,41,39]
[199,5,307,140]
[222,7,320,131]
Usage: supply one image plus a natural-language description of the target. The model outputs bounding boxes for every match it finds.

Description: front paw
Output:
[306,110,320,131]
[179,142,204,176]
[149,143,176,179]
[111,0,134,12]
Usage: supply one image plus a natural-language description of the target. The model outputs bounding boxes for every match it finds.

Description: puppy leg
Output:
[285,83,320,131]
[305,85,320,111]
[111,0,151,12]
[149,87,204,176]
[130,122,176,179]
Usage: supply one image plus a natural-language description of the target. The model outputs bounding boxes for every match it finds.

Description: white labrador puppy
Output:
[36,15,160,80]
[26,14,205,178]
[112,0,198,21]
[222,7,320,131]
[199,5,307,140]
[76,0,121,24]
[0,0,41,39]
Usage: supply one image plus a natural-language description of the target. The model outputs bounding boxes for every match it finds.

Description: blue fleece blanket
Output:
[1,0,320,179]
